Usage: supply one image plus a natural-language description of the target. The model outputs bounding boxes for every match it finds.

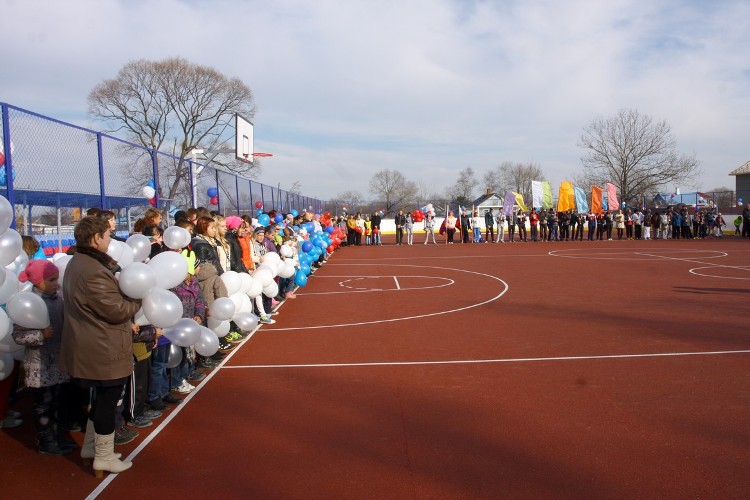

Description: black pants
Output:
[133,356,151,417]
[79,381,126,435]
[485,226,494,242]
[395,227,403,244]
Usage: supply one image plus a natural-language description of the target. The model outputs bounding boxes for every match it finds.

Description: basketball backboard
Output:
[235,113,254,162]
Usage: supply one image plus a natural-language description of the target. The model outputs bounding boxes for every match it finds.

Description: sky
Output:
[2,0,749,201]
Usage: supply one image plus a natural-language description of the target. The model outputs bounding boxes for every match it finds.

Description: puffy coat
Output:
[59,248,141,381]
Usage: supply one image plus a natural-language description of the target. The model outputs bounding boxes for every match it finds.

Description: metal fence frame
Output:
[0,102,326,250]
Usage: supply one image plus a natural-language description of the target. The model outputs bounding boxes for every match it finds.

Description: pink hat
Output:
[225,216,243,230]
[18,259,59,286]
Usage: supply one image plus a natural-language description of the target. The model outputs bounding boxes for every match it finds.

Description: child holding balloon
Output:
[13,260,78,455]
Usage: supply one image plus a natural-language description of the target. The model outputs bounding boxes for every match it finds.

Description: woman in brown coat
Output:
[59,216,141,477]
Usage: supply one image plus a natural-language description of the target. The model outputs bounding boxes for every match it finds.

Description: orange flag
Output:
[557,182,575,212]
[591,185,603,214]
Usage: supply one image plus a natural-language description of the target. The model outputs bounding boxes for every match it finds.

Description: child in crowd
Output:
[13,260,78,455]
[143,225,165,259]
[169,252,207,394]
[127,323,163,429]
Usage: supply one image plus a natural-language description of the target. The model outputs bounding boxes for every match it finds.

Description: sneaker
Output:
[259,316,276,325]
[199,357,219,368]
[271,299,280,306]
[141,409,163,420]
[187,371,206,382]
[228,331,243,343]
[148,398,167,411]
[114,425,139,445]
[218,338,233,350]
[127,416,153,429]
[210,351,226,360]
[7,410,22,419]
[162,394,183,405]
[285,292,297,299]
[0,416,22,428]
[171,381,193,394]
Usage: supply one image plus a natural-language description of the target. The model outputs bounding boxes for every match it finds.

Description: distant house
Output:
[472,190,503,215]
[729,160,750,207]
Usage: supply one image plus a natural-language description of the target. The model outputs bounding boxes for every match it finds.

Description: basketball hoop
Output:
[241,153,250,164]
[252,152,273,157]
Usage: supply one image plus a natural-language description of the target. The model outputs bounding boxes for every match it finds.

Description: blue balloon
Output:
[258,214,270,226]
[291,209,299,217]
[294,270,308,287]
[300,263,311,275]
[256,209,263,217]
[207,187,218,198]
[305,222,316,233]
[274,213,284,224]
[324,225,335,234]
[0,167,16,187]
[301,241,313,253]
[147,179,155,188]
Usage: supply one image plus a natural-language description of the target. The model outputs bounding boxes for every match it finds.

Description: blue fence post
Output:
[260,184,265,210]
[96,133,107,209]
[2,103,15,228]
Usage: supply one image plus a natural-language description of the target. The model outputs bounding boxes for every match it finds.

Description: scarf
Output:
[75,246,121,275]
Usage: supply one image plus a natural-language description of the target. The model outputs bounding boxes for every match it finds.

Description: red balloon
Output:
[255,201,263,209]
[210,195,219,205]
[327,245,334,253]
[0,152,5,166]
[148,197,156,207]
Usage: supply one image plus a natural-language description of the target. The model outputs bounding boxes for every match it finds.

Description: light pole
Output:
[190,148,205,209]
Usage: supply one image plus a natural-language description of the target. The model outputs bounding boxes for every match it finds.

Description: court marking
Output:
[222,349,750,369]
[318,275,454,294]
[266,263,509,331]
[549,248,728,260]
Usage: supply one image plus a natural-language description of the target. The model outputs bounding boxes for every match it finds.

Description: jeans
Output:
[148,344,170,402]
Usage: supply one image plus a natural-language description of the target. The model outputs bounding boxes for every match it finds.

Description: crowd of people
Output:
[417,205,744,243]
[1,205,326,478]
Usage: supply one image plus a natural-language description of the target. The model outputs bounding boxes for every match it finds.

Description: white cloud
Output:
[2,0,748,200]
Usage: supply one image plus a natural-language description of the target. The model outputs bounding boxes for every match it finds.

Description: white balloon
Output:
[247,277,263,298]
[280,244,293,258]
[126,234,151,263]
[142,287,183,328]
[253,268,273,287]
[278,261,296,279]
[106,239,124,262]
[5,250,29,275]
[167,343,182,368]
[207,317,230,337]
[209,297,236,321]
[11,346,24,361]
[143,186,156,199]
[116,241,134,267]
[0,229,23,267]
[258,263,278,278]
[52,254,72,285]
[118,262,157,299]
[6,291,50,329]
[148,251,188,289]
[0,270,19,304]
[0,352,13,381]
[239,273,253,294]
[233,312,259,332]
[18,281,32,293]
[134,307,150,326]
[163,226,191,250]
[238,293,253,313]
[228,292,243,312]
[263,252,281,265]
[221,271,242,295]
[163,318,201,347]
[195,326,220,356]
[0,196,13,234]
[0,266,5,288]
[275,260,286,276]
[0,308,8,342]
[262,281,279,298]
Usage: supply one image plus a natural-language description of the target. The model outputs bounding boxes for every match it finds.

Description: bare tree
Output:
[578,109,700,207]
[329,190,367,214]
[287,181,302,195]
[369,169,418,216]
[88,57,258,212]
[498,161,544,203]
[445,167,480,208]
[483,169,502,195]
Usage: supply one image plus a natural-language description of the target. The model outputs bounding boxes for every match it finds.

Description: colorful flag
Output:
[606,183,619,210]
[591,185,603,213]
[574,186,588,213]
[531,180,543,209]
[542,182,553,209]
[513,192,528,212]
[503,191,515,217]
[557,181,575,212]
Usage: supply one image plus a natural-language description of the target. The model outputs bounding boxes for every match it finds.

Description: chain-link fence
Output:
[1,102,326,254]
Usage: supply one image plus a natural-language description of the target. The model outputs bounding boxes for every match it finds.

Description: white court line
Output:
[86,321,269,499]
[393,276,401,289]
[222,349,750,369]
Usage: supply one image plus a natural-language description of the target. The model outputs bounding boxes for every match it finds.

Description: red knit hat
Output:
[18,259,59,286]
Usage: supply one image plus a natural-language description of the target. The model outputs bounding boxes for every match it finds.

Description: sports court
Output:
[3,237,750,498]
